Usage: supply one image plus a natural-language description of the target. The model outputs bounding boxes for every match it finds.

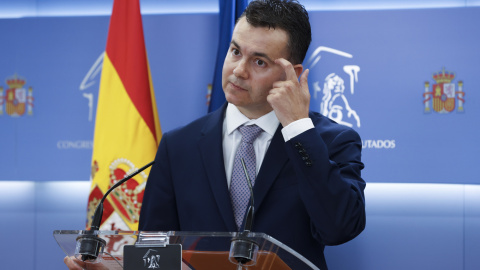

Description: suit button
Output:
[294,142,303,149]
[305,160,313,167]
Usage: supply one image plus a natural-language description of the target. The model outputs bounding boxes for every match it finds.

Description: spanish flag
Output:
[86,0,161,231]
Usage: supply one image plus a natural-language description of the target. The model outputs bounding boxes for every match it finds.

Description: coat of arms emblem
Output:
[0,74,34,117]
[423,68,465,113]
[87,158,147,231]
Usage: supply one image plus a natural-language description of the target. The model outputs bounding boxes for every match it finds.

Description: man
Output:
[66,0,365,269]
[139,1,365,269]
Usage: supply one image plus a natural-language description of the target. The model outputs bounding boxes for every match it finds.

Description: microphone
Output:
[75,161,155,262]
[242,157,255,233]
[229,158,259,267]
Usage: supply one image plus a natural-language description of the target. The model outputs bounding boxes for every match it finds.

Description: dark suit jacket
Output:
[139,103,366,270]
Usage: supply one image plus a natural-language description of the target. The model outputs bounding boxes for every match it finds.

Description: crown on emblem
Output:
[111,180,143,223]
[6,74,26,89]
[433,67,455,84]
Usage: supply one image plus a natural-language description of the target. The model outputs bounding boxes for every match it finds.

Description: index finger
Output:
[275,58,298,81]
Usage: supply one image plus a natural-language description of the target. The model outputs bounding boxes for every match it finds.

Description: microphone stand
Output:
[75,161,155,262]
[229,158,259,267]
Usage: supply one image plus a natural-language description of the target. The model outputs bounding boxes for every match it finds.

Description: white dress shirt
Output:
[223,103,314,187]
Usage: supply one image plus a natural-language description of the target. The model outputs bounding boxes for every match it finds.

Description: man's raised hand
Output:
[267,58,310,127]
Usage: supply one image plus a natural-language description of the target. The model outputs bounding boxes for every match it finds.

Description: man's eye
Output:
[255,59,265,66]
[232,49,240,56]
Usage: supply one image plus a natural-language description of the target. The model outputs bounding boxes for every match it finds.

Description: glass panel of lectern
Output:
[54,230,320,270]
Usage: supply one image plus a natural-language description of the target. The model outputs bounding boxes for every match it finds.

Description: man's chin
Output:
[224,92,246,106]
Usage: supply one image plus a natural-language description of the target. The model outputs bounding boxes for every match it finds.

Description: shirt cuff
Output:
[281,118,314,142]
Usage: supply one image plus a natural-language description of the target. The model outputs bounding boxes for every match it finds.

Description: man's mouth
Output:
[230,81,247,91]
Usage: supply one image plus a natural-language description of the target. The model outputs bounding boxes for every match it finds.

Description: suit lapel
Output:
[254,125,289,212]
[198,104,237,231]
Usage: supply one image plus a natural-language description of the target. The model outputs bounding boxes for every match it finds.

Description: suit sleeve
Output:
[138,133,181,231]
[285,126,366,245]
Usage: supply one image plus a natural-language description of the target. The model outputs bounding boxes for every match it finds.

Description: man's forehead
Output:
[231,18,289,59]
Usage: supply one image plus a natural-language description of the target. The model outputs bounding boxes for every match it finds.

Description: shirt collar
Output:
[225,103,279,136]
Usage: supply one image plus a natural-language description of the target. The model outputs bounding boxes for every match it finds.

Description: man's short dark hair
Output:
[240,0,312,65]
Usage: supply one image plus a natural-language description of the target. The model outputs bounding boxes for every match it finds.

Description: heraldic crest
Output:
[423,67,465,113]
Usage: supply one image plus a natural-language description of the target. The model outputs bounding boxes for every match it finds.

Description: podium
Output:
[54,230,320,270]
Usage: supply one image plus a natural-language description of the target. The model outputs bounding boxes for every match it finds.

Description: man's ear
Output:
[293,64,304,78]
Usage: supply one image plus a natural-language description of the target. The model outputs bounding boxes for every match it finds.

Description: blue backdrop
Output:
[306,8,480,184]
[0,13,218,180]
[0,5,479,270]
[1,8,478,184]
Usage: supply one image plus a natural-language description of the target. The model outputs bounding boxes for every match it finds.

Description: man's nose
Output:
[233,59,248,79]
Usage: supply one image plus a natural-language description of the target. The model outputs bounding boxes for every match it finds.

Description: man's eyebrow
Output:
[231,40,241,49]
[230,40,274,63]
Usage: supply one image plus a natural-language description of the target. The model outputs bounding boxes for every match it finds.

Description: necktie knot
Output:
[238,125,263,144]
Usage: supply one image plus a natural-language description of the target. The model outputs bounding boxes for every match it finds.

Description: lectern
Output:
[54,230,320,270]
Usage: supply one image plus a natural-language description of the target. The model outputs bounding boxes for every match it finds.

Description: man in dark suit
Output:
[139,1,366,269]
[64,1,364,269]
